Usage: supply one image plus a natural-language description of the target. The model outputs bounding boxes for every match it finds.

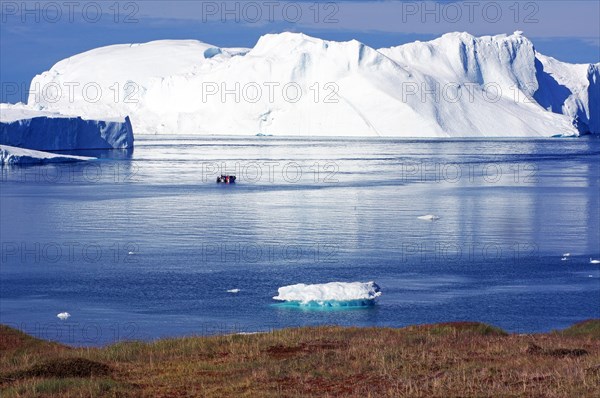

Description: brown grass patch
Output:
[405,321,509,336]
[526,343,589,357]
[265,340,346,358]
[1,321,599,397]
[0,325,65,354]
[5,357,111,381]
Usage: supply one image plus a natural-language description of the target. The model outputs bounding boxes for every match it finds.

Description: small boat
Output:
[590,258,600,264]
[216,175,236,184]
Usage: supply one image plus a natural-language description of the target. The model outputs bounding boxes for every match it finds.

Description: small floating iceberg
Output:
[56,312,71,320]
[1,145,95,165]
[551,133,578,138]
[273,281,381,307]
[418,214,440,221]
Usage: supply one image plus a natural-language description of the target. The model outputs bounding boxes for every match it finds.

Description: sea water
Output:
[1,136,599,345]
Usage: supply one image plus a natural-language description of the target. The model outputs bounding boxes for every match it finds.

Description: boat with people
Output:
[216,175,236,184]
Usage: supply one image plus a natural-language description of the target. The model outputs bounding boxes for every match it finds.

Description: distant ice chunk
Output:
[227,289,241,293]
[1,145,95,165]
[418,214,440,221]
[57,312,71,320]
[273,281,381,306]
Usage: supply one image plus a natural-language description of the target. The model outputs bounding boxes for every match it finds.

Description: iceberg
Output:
[418,214,440,221]
[56,312,71,321]
[0,103,134,151]
[273,281,382,307]
[1,145,95,165]
[24,32,598,137]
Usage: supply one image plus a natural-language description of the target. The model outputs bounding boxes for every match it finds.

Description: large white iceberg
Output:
[0,103,134,151]
[24,31,599,137]
[0,145,95,165]
[273,281,382,307]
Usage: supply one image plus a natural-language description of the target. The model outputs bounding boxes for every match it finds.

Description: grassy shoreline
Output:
[1,320,599,397]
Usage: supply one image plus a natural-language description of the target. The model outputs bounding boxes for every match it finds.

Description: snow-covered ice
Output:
[273,281,381,306]
[1,145,95,165]
[0,103,134,151]
[24,32,599,137]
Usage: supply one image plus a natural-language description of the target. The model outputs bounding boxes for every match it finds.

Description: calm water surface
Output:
[1,136,599,345]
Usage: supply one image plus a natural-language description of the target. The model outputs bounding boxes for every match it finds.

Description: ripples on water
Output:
[1,136,599,345]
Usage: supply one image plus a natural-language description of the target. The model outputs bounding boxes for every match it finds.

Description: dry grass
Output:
[1,321,599,397]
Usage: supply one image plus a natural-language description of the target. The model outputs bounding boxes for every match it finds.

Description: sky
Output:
[1,0,599,103]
